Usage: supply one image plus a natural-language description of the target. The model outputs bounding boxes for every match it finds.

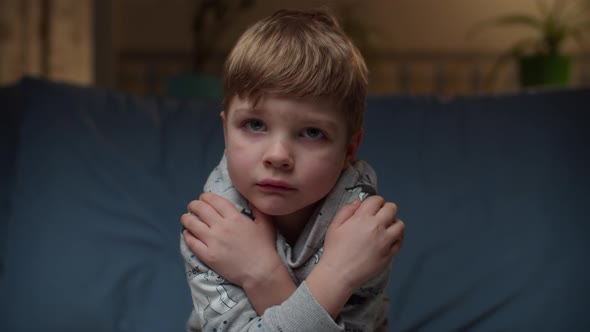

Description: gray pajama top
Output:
[180,155,391,332]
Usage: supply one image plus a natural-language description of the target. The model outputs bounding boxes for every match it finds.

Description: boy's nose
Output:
[263,140,294,170]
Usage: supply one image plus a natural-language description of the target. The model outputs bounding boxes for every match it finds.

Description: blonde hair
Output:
[222,9,368,136]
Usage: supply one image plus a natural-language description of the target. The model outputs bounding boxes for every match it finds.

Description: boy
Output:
[180,9,405,332]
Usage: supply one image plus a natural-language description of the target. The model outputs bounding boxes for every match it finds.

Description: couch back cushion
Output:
[0,83,24,280]
[360,90,590,331]
[3,78,590,331]
[2,78,225,331]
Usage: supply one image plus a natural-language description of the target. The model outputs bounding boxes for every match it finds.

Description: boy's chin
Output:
[251,200,321,222]
[253,204,297,217]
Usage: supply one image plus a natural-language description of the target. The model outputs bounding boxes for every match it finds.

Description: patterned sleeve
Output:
[180,235,345,332]
[340,264,392,331]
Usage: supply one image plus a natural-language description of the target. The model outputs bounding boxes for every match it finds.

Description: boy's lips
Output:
[256,179,295,192]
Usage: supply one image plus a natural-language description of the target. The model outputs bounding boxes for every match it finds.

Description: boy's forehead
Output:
[228,95,347,125]
[228,94,341,115]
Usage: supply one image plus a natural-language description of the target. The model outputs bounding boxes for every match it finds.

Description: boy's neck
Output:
[273,202,319,246]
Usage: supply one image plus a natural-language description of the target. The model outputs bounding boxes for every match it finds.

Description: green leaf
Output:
[491,14,544,30]
[535,0,551,18]
[469,0,590,59]
[466,14,542,39]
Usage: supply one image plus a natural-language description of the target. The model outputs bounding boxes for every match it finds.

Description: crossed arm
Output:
[181,192,405,327]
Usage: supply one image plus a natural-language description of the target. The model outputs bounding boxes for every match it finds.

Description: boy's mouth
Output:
[256,179,295,192]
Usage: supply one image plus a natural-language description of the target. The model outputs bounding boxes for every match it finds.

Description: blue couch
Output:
[1,78,589,331]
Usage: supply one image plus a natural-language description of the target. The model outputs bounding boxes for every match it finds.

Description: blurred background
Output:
[1,0,589,97]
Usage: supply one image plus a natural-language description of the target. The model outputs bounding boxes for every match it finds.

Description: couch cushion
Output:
[0,82,24,279]
[1,78,225,331]
[360,89,590,331]
[3,77,590,331]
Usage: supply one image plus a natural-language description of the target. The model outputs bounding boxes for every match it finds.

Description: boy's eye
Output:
[301,127,325,140]
[244,119,266,132]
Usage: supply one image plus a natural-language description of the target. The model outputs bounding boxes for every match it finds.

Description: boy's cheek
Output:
[226,148,257,172]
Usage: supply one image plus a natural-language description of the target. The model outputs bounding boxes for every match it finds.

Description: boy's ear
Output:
[345,129,364,165]
[220,111,228,152]
[220,110,227,127]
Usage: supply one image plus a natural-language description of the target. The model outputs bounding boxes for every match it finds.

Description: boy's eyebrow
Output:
[232,106,342,131]
[300,115,340,132]
[232,107,263,115]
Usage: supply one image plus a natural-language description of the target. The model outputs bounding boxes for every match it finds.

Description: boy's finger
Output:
[183,230,208,257]
[389,223,405,252]
[353,195,385,217]
[181,213,211,240]
[375,202,398,225]
[186,200,200,214]
[389,238,403,258]
[187,200,220,227]
[385,218,405,243]
[200,192,240,218]
[331,199,361,227]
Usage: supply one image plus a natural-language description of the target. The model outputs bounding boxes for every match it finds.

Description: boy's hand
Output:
[321,196,405,291]
[181,192,282,288]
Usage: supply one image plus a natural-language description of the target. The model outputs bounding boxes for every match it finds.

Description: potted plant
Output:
[167,0,256,98]
[472,0,590,88]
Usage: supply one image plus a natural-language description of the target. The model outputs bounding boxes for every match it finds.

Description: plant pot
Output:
[518,54,571,88]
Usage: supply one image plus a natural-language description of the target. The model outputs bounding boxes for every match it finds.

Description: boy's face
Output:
[221,95,362,219]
